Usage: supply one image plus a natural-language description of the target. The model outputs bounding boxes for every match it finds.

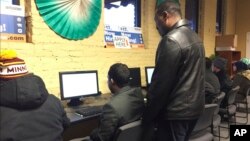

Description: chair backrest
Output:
[227,86,240,105]
[243,87,250,97]
[212,92,226,114]
[247,87,250,96]
[192,104,217,133]
[233,74,250,96]
[113,120,142,141]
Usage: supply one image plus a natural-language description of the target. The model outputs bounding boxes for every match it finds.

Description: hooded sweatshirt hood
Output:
[0,74,48,109]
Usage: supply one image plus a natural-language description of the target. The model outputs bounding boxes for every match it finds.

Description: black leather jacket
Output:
[143,19,205,122]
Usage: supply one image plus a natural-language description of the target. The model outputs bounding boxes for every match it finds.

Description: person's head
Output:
[205,57,212,70]
[154,1,182,37]
[212,57,227,73]
[107,63,130,94]
[233,61,248,72]
[0,50,29,81]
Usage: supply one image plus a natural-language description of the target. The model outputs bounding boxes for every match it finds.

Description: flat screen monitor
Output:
[59,70,99,106]
[128,67,141,87]
[145,66,155,87]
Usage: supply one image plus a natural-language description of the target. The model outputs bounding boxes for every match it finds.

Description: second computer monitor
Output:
[145,66,155,87]
[128,67,141,87]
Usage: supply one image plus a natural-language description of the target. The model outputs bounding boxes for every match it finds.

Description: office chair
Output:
[113,120,142,141]
[211,91,225,141]
[189,104,217,141]
[69,120,142,141]
[235,87,250,124]
[218,85,240,139]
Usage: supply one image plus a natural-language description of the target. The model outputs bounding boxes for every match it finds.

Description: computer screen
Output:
[59,70,99,106]
[145,66,155,86]
[128,67,141,87]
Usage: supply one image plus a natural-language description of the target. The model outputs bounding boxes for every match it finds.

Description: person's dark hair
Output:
[205,57,212,69]
[156,1,182,17]
[234,61,248,72]
[108,63,130,87]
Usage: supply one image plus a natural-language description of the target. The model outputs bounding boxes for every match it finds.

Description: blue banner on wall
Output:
[0,4,26,42]
[0,14,26,34]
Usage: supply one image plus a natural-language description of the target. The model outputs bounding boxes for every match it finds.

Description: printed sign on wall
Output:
[0,3,26,42]
[104,25,144,48]
[113,36,131,49]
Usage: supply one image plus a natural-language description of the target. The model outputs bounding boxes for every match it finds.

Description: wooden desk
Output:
[62,94,110,141]
[63,116,99,141]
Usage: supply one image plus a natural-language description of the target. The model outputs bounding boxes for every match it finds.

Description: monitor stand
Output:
[67,98,83,107]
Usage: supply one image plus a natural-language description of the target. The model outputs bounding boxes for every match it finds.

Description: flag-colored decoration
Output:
[35,0,102,40]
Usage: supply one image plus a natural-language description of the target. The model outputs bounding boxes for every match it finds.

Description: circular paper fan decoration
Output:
[35,0,102,40]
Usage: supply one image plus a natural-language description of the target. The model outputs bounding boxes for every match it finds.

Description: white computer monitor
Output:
[145,66,155,86]
[59,70,100,106]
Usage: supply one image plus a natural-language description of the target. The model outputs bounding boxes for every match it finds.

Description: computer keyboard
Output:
[75,105,103,118]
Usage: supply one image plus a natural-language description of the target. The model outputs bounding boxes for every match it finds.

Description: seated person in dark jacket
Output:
[212,57,233,108]
[0,50,70,141]
[89,63,145,141]
[232,61,250,99]
[240,58,250,69]
[205,57,221,103]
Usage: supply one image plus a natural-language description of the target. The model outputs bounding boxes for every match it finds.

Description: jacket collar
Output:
[113,85,132,96]
[171,19,189,31]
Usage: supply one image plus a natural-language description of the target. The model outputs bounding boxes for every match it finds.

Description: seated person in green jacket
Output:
[89,63,145,141]
[0,50,70,141]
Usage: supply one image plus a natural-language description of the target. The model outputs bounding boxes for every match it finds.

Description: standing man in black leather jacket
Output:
[142,1,205,141]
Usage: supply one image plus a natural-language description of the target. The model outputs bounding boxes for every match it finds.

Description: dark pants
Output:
[155,119,198,141]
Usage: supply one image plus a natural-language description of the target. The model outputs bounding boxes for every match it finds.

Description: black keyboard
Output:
[75,106,103,118]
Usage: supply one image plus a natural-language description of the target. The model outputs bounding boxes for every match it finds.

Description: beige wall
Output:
[224,0,236,34]
[199,0,217,57]
[222,0,250,57]
[235,0,250,57]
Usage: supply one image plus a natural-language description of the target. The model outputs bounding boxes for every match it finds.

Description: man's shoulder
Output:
[109,87,143,105]
[166,25,202,48]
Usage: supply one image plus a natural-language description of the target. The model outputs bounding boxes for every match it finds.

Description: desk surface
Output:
[63,94,111,123]
[63,94,111,141]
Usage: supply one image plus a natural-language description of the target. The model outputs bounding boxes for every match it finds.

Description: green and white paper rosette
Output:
[35,0,102,40]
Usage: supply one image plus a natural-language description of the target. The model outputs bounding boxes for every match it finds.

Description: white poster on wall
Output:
[247,32,250,58]
[0,0,12,5]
